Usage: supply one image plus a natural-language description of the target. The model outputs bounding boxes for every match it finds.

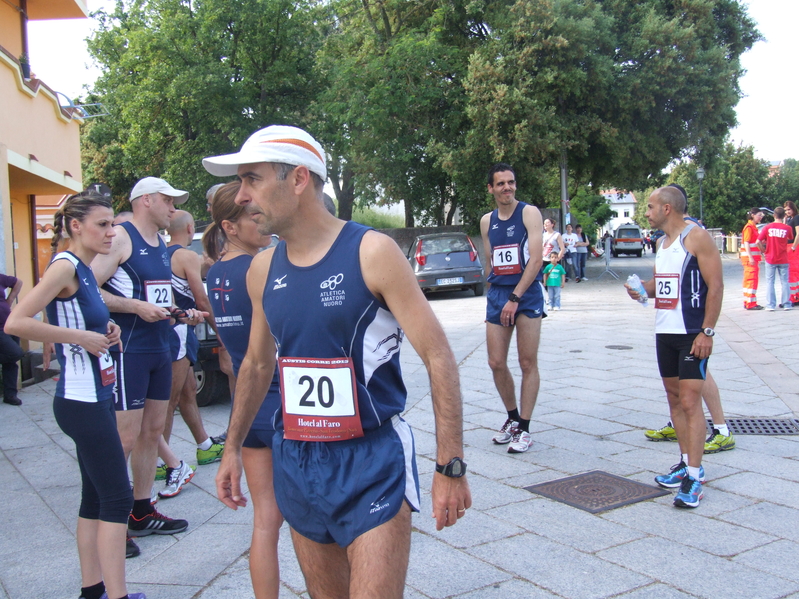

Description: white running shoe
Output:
[492,418,519,444]
[159,461,195,498]
[508,430,533,453]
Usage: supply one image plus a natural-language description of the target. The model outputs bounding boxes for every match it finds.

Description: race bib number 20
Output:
[279,357,364,442]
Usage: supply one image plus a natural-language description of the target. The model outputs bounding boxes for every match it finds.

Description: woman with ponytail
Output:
[5,192,144,599]
[203,182,283,599]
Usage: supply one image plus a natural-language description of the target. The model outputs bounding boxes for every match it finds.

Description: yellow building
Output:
[0,0,87,295]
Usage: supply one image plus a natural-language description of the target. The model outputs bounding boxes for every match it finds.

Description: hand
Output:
[42,342,54,370]
[691,332,714,360]
[501,300,519,326]
[106,322,123,351]
[624,283,642,301]
[215,449,248,510]
[749,258,755,265]
[136,301,170,322]
[431,473,472,531]
[79,330,113,358]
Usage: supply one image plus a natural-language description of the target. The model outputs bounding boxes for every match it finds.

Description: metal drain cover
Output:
[524,470,669,514]
[605,345,633,350]
[708,418,799,435]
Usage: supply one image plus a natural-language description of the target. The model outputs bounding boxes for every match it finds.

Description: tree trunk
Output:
[404,199,414,228]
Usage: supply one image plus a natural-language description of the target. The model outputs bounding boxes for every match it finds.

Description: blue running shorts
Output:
[272,415,420,547]
[170,323,199,365]
[112,350,172,410]
[486,282,546,325]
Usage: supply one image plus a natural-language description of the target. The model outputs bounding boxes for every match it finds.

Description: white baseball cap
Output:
[130,177,189,205]
[202,125,327,181]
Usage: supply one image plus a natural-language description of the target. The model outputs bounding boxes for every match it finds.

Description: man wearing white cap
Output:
[92,177,202,552]
[208,126,471,598]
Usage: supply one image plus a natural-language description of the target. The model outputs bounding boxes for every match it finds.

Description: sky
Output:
[26,0,799,163]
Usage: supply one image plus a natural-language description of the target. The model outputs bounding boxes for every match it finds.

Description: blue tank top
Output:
[46,252,114,403]
[207,254,280,430]
[167,245,196,311]
[103,221,171,353]
[263,222,406,433]
[487,201,542,286]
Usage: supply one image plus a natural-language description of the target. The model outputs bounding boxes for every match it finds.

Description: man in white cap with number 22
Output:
[206,125,472,598]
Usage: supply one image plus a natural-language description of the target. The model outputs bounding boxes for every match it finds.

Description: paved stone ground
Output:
[2,253,799,599]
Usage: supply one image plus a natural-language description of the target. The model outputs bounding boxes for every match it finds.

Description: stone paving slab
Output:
[2,256,799,598]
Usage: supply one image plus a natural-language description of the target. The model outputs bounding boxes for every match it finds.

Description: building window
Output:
[624,210,630,218]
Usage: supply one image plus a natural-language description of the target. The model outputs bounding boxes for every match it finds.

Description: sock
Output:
[686,466,702,481]
[198,437,213,451]
[507,408,520,422]
[715,423,730,437]
[681,453,689,465]
[518,418,530,433]
[80,582,105,599]
[132,498,153,519]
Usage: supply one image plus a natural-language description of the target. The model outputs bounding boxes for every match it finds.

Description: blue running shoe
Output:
[674,475,704,508]
[655,461,706,489]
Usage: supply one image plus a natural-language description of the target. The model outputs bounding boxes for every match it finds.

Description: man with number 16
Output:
[480,163,545,455]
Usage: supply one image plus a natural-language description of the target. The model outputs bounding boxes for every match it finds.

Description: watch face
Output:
[450,460,463,476]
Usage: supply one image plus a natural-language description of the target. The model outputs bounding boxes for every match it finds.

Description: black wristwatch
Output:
[435,457,467,478]
[508,293,521,303]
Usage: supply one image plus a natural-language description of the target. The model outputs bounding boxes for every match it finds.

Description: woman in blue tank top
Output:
[203,181,283,599]
[5,192,144,599]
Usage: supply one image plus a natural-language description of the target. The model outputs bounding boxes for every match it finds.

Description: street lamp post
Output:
[696,166,705,224]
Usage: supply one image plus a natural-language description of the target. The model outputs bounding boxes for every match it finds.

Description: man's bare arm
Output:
[361,232,471,530]
[480,213,492,283]
[687,228,724,360]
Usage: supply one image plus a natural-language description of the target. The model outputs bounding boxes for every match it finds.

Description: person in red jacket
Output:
[740,208,764,310]
[757,206,794,311]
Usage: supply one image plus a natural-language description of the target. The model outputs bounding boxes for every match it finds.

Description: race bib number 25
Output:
[655,274,680,309]
[279,357,364,442]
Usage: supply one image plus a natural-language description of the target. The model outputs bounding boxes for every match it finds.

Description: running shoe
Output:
[216,430,227,443]
[126,535,140,559]
[655,461,706,489]
[673,475,704,508]
[508,429,533,454]
[644,422,678,442]
[766,307,776,311]
[159,460,195,498]
[704,429,736,454]
[155,463,167,481]
[128,507,189,536]
[197,436,225,465]
[492,418,519,445]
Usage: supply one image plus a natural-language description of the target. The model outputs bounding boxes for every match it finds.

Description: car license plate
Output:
[437,277,463,285]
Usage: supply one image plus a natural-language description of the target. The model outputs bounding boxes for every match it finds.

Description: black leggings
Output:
[53,397,132,524]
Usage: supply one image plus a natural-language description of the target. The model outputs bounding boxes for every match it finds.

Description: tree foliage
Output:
[82,0,760,229]
[83,0,323,213]
[773,159,799,207]
[668,142,773,233]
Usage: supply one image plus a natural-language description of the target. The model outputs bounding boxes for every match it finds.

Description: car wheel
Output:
[195,366,227,407]
[473,282,485,296]
[636,250,642,258]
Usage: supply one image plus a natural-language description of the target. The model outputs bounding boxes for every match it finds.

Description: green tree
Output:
[569,187,615,242]
[773,159,799,207]
[84,0,323,215]
[669,143,773,233]
[455,0,760,227]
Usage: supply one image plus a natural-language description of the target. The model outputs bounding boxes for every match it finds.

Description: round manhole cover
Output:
[605,345,633,350]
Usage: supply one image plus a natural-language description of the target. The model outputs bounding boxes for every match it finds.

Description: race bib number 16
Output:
[279,357,364,442]
[493,244,522,275]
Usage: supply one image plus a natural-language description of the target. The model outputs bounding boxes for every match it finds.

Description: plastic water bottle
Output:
[627,274,648,307]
